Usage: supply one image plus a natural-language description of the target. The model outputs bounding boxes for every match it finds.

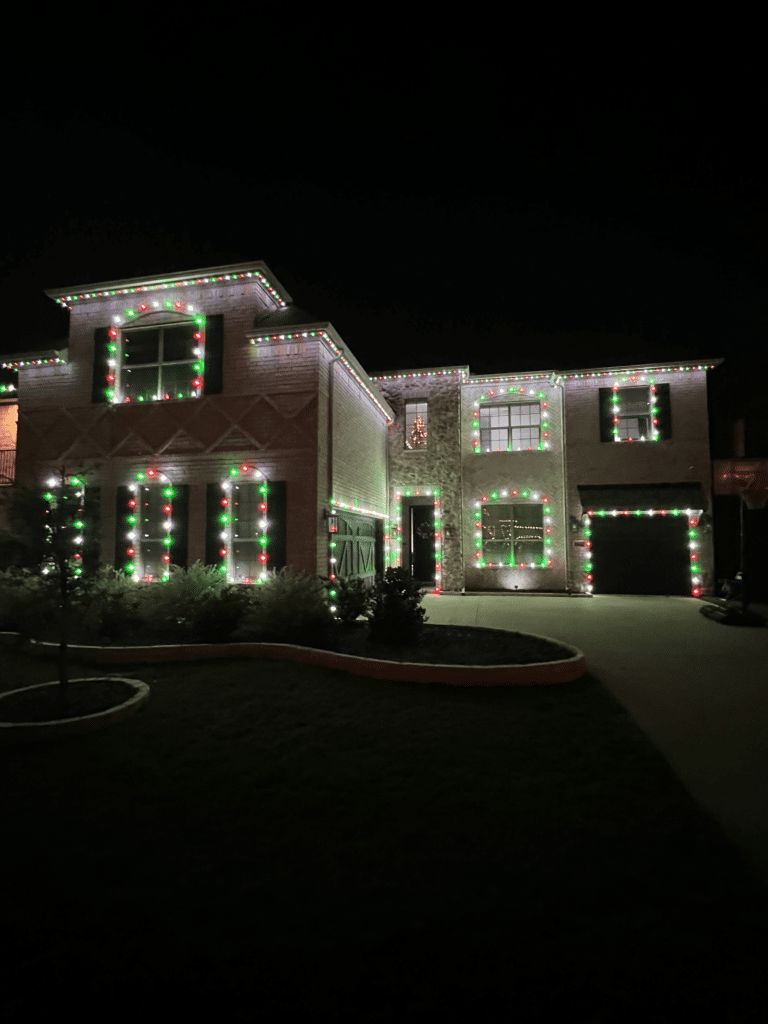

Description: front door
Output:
[409,504,435,583]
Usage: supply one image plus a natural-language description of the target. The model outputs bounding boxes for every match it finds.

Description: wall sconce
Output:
[327,515,338,534]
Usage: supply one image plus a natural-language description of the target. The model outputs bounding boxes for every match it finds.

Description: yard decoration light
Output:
[579,508,703,595]
[388,488,442,594]
[42,473,88,577]
[125,468,175,582]
[473,489,553,569]
[220,465,268,584]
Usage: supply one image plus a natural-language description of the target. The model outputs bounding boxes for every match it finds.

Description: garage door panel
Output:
[590,515,689,595]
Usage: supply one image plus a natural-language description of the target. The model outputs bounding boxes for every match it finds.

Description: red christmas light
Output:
[220,548,227,557]
[128,499,137,509]
[163,554,170,562]
[221,498,229,507]
[163,504,172,515]
[126,547,135,556]
[147,468,157,477]
[240,464,250,473]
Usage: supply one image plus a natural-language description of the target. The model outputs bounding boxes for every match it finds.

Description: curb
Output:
[23,633,587,686]
[0,678,150,744]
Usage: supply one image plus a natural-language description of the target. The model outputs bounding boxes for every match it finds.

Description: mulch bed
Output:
[0,679,137,723]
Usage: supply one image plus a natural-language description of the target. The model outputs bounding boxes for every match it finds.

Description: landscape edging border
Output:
[0,678,150,743]
[22,631,587,686]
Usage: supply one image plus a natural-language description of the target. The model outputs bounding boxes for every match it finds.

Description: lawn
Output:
[2,649,767,1022]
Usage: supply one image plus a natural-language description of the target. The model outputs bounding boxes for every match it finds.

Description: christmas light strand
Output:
[51,269,287,311]
[124,468,175,582]
[219,465,269,584]
[473,490,554,569]
[42,474,87,577]
[387,488,442,594]
[579,509,703,596]
[472,388,549,453]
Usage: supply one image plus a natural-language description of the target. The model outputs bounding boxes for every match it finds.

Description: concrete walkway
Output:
[421,592,768,888]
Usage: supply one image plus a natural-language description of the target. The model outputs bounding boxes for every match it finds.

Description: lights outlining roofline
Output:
[252,329,394,424]
[46,264,288,312]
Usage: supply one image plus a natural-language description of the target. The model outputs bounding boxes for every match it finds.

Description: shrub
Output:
[327,576,372,625]
[69,566,145,643]
[238,567,334,645]
[0,567,54,637]
[367,567,428,645]
[187,585,255,643]
[134,561,231,639]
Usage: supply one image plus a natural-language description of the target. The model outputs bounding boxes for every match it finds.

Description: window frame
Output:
[478,401,541,452]
[112,318,204,405]
[404,400,429,450]
[479,501,546,567]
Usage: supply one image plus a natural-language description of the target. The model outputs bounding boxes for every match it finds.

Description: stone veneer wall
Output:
[374,369,466,591]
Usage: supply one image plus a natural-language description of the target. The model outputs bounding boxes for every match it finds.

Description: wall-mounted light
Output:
[327,515,339,534]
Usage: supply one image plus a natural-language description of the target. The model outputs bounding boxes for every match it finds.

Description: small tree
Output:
[367,567,427,645]
[0,468,93,692]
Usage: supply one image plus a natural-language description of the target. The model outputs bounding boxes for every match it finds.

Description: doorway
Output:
[409,503,435,584]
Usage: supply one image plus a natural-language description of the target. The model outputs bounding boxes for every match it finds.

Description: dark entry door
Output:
[590,514,690,594]
[409,504,435,583]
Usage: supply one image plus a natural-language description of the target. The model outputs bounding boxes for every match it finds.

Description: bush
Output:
[238,567,335,645]
[0,567,54,637]
[69,566,145,643]
[327,576,372,624]
[367,567,428,646]
[134,561,231,639]
[188,585,255,643]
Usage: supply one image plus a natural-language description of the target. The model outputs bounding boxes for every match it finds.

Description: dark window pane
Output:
[123,366,159,402]
[163,323,197,361]
[124,328,159,364]
[159,361,196,399]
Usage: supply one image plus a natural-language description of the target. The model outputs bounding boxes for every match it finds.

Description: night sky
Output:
[2,35,765,468]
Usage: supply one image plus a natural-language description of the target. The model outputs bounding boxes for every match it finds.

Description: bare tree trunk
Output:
[58,552,69,690]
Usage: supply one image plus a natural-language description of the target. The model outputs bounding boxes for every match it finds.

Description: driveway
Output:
[421,592,768,888]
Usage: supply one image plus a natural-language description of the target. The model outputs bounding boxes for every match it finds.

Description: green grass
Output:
[2,650,767,1022]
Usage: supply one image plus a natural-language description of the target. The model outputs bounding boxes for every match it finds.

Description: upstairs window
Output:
[479,402,540,452]
[119,322,203,403]
[599,384,672,442]
[405,401,428,449]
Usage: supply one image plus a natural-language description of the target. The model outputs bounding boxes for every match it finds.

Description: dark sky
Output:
[2,33,765,458]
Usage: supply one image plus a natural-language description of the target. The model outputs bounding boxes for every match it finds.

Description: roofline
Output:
[248,321,395,424]
[1,348,68,368]
[44,261,292,306]
[467,358,724,382]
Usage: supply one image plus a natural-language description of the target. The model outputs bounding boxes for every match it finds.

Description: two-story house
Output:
[3,260,721,597]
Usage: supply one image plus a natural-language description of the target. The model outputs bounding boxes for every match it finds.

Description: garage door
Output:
[589,514,690,595]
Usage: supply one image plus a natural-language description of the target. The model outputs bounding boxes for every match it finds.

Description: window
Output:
[614,387,651,440]
[599,384,671,442]
[482,503,544,565]
[118,322,203,403]
[133,484,174,581]
[228,480,267,583]
[405,401,428,449]
[479,402,540,451]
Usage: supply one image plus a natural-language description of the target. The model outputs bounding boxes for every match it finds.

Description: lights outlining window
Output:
[404,401,428,449]
[124,468,175,582]
[42,474,87,577]
[387,488,442,594]
[579,508,703,595]
[105,304,205,404]
[219,465,269,584]
[611,385,658,442]
[473,490,554,569]
[472,389,549,452]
